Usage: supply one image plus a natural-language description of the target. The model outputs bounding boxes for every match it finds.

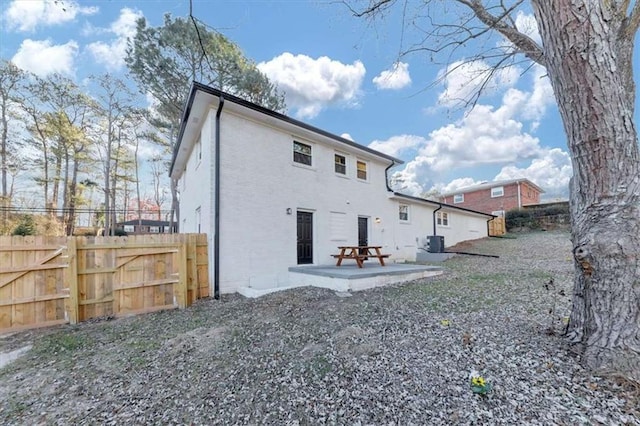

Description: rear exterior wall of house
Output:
[177,100,492,294]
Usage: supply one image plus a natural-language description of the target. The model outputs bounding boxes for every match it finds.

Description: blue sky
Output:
[2,0,620,201]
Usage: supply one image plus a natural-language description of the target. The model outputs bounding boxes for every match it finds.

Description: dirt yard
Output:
[0,231,638,425]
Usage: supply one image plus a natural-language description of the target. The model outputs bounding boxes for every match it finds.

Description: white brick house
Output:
[170,83,493,297]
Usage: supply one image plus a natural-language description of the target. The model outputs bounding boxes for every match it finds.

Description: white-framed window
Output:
[491,186,504,197]
[491,210,505,217]
[149,226,160,233]
[195,206,201,233]
[356,160,367,180]
[124,225,134,233]
[436,211,449,227]
[293,141,312,166]
[334,153,346,175]
[453,194,464,203]
[399,204,409,222]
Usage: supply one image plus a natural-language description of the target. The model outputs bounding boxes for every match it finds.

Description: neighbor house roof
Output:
[170,82,404,177]
[439,178,545,197]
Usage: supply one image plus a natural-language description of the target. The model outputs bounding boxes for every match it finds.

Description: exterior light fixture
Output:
[286,208,292,215]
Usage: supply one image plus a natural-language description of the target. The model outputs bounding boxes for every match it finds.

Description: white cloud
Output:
[372,62,411,90]
[495,148,572,200]
[438,59,520,108]
[369,134,425,158]
[86,8,143,71]
[515,12,542,46]
[12,39,78,76]
[433,177,485,195]
[521,65,555,128]
[383,87,547,195]
[341,133,354,141]
[258,53,366,119]
[422,102,542,171]
[3,0,98,32]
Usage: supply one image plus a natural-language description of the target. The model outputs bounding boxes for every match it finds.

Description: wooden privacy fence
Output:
[0,234,209,333]
[488,217,506,236]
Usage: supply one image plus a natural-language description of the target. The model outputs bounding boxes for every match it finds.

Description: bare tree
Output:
[149,155,168,221]
[0,60,25,225]
[349,0,640,380]
[92,74,138,236]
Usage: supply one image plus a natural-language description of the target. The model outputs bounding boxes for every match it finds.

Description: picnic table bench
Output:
[332,246,391,268]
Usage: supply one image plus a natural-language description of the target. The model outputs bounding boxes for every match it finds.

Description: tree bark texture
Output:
[532,0,640,379]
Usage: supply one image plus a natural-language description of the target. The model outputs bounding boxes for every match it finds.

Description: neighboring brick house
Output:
[440,179,544,216]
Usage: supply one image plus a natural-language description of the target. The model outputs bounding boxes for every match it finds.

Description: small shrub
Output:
[506,209,539,230]
[12,215,36,236]
[506,203,570,231]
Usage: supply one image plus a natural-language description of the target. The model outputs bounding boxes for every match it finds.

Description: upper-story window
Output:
[293,141,312,166]
[436,211,449,226]
[491,186,504,197]
[335,154,346,175]
[453,194,464,203]
[356,160,367,180]
[399,204,409,222]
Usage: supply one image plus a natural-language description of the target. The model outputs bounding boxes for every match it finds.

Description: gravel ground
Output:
[0,231,638,425]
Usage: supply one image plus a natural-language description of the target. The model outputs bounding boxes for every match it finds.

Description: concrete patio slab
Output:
[288,263,443,293]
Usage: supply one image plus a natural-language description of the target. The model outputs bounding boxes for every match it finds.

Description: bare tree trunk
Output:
[533,1,640,380]
[52,148,62,215]
[134,134,142,232]
[62,144,71,233]
[66,158,79,236]
[104,113,113,236]
[0,99,8,228]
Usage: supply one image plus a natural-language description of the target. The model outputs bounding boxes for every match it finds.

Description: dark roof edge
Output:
[393,192,496,218]
[170,81,404,175]
[169,82,200,177]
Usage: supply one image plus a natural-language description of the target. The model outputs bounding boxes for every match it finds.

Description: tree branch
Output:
[456,0,545,66]
[342,0,396,17]
[624,0,640,37]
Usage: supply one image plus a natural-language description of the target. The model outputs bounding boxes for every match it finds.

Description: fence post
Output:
[176,243,188,309]
[66,237,79,324]
[188,234,198,301]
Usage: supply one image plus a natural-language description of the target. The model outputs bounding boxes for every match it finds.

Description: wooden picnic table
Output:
[332,246,391,268]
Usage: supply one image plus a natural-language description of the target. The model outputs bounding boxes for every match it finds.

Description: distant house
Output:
[169,83,494,297]
[440,179,544,216]
[116,219,176,235]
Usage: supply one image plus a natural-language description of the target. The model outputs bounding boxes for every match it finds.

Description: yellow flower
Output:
[440,319,450,326]
[471,376,486,387]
